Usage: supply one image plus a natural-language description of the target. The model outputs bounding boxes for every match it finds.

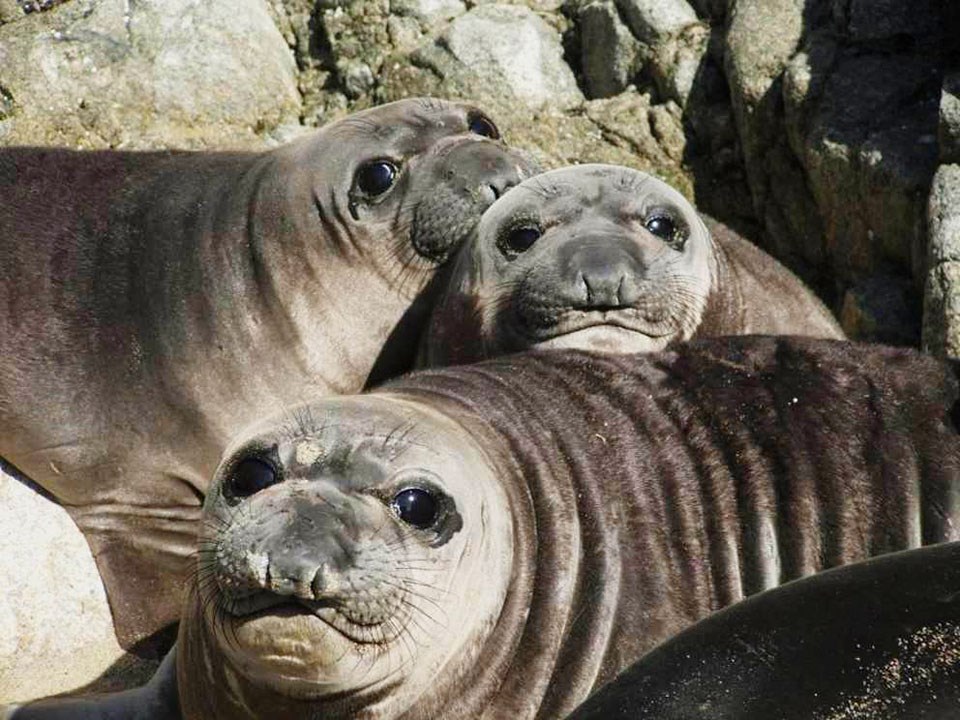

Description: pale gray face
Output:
[197,395,512,708]
[420,164,714,366]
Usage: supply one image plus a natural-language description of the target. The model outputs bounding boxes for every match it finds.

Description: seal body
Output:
[0,98,535,646]
[172,336,958,719]
[418,164,843,367]
[567,541,960,720]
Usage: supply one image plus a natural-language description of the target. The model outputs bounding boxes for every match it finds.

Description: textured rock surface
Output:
[0,466,155,702]
[924,164,960,357]
[616,0,696,43]
[435,4,583,109]
[723,0,950,339]
[0,0,953,702]
[941,73,960,165]
[579,1,640,99]
[0,0,301,148]
[648,20,708,107]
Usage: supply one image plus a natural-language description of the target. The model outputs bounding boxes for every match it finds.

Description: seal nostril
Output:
[580,271,627,309]
[582,273,594,304]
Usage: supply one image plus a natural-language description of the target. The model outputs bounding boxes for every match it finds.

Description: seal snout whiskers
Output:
[212,484,396,622]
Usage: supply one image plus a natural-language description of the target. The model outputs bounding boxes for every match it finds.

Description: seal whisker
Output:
[379,576,449,623]
[396,594,448,639]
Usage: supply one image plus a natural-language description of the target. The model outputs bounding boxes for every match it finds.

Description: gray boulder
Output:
[649,20,709,107]
[0,0,301,149]
[723,0,947,341]
[615,0,696,44]
[923,163,960,358]
[0,467,155,702]
[437,3,583,109]
[579,1,642,99]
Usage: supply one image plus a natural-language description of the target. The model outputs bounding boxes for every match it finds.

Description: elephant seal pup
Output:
[23,336,956,719]
[568,541,960,720]
[419,164,843,366]
[0,97,535,648]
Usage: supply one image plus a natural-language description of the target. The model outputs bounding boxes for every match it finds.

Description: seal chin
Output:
[524,309,676,354]
[533,324,673,353]
[221,604,394,698]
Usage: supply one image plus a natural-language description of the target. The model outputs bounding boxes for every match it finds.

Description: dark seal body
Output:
[122,336,957,720]
[568,541,960,720]
[419,165,843,367]
[0,98,534,646]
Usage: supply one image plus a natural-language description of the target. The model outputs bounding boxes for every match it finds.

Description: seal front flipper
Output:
[566,542,960,720]
[9,647,181,720]
[62,475,202,650]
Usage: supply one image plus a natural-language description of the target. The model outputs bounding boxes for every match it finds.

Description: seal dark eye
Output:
[498,225,542,260]
[645,214,678,243]
[355,160,398,197]
[225,457,280,500]
[467,111,500,140]
[392,487,439,530]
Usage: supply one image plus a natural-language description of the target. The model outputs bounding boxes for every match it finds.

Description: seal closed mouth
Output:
[521,305,676,342]
[224,590,406,645]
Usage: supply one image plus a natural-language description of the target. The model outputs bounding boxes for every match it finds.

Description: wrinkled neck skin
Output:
[178,399,521,720]
[129,143,427,463]
[693,229,739,337]
[389,342,960,717]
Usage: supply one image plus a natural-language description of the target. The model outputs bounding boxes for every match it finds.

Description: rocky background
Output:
[1,0,958,347]
[0,0,958,702]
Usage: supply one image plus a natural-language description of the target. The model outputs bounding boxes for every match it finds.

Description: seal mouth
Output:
[222,591,399,645]
[522,307,676,341]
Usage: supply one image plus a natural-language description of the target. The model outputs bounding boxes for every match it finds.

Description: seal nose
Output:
[568,243,642,309]
[443,141,538,208]
[485,173,518,202]
[254,496,357,601]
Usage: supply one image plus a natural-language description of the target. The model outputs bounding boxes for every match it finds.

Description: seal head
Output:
[419,164,714,365]
[181,396,513,718]
[418,163,844,369]
[174,337,959,720]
